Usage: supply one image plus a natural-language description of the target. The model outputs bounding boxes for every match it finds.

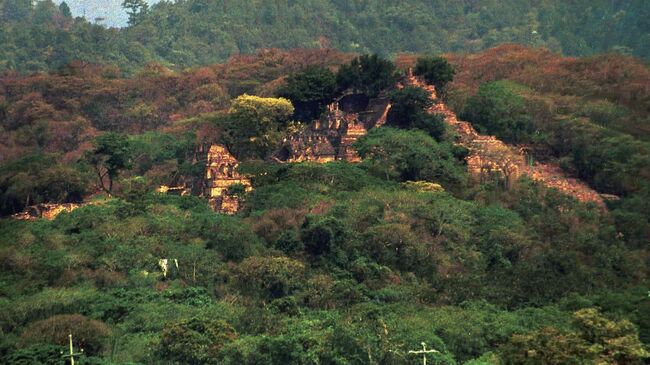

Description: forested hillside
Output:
[0,45,648,364]
[1,0,649,73]
[0,0,148,73]
[442,45,650,248]
[1,2,649,363]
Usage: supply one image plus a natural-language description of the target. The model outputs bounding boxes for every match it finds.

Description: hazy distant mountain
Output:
[56,0,160,27]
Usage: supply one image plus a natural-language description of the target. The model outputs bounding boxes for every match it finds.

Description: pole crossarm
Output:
[61,334,83,365]
[408,342,440,365]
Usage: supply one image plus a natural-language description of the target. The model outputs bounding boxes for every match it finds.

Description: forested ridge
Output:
[1,44,649,363]
[1,0,649,73]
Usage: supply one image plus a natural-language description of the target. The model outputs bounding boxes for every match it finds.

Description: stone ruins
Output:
[203,71,608,214]
[273,94,392,164]
[403,70,607,207]
[205,144,252,214]
[14,69,608,219]
[12,203,82,221]
[204,93,392,213]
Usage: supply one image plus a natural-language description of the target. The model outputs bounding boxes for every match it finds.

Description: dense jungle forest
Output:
[1,0,649,73]
[0,1,649,365]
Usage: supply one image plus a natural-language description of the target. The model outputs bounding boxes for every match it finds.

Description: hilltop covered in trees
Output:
[1,0,649,73]
[0,46,648,364]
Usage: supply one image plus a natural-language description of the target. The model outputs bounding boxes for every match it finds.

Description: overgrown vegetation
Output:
[439,45,650,249]
[0,46,648,364]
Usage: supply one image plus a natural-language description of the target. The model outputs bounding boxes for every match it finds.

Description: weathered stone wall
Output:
[12,203,82,220]
[273,94,393,164]
[205,145,252,214]
[337,118,366,163]
[404,72,606,206]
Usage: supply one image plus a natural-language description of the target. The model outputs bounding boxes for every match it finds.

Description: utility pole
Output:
[408,342,439,365]
[61,333,83,365]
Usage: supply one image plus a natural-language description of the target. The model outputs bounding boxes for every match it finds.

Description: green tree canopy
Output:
[223,94,294,160]
[58,1,72,18]
[414,56,456,93]
[1,0,32,22]
[86,133,133,194]
[2,1,650,74]
[159,317,238,365]
[502,308,649,364]
[336,54,398,97]
[122,0,149,26]
[387,86,446,141]
[354,127,466,187]
[278,66,337,121]
[461,81,533,143]
[279,66,337,105]
[0,154,87,214]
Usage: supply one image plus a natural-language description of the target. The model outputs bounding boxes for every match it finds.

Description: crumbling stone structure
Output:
[205,145,252,214]
[404,70,606,206]
[275,129,337,163]
[274,94,391,164]
[466,137,525,189]
[157,185,191,196]
[337,116,367,163]
[12,203,82,220]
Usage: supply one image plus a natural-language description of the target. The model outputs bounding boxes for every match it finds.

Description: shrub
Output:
[5,344,66,365]
[236,256,305,300]
[336,54,397,97]
[274,230,304,255]
[205,215,262,261]
[20,315,111,355]
[355,127,466,188]
[363,223,432,275]
[500,308,649,365]
[1,287,103,331]
[300,215,352,262]
[461,81,533,144]
[159,317,238,365]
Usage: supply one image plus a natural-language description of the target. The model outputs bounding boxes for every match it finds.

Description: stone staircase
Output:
[404,73,606,207]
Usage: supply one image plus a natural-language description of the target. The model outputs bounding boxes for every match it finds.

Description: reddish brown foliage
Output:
[248,207,308,244]
[20,314,111,355]
[0,48,353,163]
[398,44,650,115]
[445,45,650,115]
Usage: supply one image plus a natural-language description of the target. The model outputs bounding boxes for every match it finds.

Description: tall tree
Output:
[33,0,57,25]
[58,1,72,18]
[224,95,294,160]
[336,54,397,97]
[354,127,465,186]
[386,86,446,141]
[460,81,533,143]
[122,0,148,26]
[86,133,133,194]
[278,66,337,121]
[414,56,456,94]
